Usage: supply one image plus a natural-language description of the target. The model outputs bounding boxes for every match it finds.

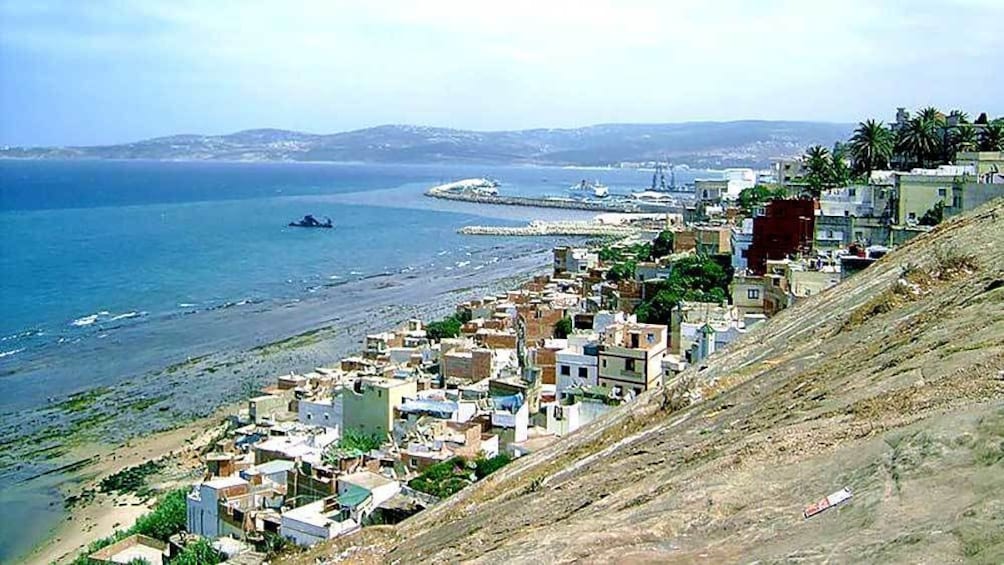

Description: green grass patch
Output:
[55,387,112,413]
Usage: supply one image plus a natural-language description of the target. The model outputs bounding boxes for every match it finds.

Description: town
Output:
[76,108,1004,564]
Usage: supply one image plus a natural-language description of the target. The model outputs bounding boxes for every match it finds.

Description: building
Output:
[342,378,417,439]
[894,165,972,226]
[746,199,815,275]
[731,218,754,274]
[597,322,668,395]
[88,534,169,565]
[553,246,599,277]
[280,495,365,547]
[248,394,290,424]
[730,275,766,316]
[694,179,728,203]
[555,336,600,395]
[298,395,342,430]
[186,475,252,539]
[772,158,807,188]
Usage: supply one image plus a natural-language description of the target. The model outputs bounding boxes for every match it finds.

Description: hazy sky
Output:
[2,0,1002,146]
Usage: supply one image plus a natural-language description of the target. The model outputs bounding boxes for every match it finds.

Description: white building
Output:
[280,498,361,547]
[298,395,342,430]
[555,335,600,396]
[186,476,250,539]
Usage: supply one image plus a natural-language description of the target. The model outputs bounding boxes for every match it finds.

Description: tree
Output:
[896,116,941,168]
[950,124,979,156]
[649,230,675,260]
[737,184,786,213]
[426,314,464,341]
[979,122,1004,151]
[605,261,636,282]
[917,106,946,125]
[553,317,573,339]
[802,145,833,198]
[830,143,853,186]
[849,119,894,175]
[633,255,732,326]
[130,488,187,541]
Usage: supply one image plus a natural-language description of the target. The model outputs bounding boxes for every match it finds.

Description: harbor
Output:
[425,177,684,214]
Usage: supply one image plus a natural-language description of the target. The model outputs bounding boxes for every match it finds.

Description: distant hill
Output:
[0,121,853,168]
[286,199,1004,564]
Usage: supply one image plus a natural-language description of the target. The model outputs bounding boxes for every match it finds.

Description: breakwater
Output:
[426,187,674,213]
[459,221,651,237]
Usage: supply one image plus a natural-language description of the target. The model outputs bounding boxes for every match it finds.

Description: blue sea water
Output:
[0,159,706,561]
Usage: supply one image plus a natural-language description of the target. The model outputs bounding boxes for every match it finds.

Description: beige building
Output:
[597,322,668,395]
[730,275,766,316]
[342,377,417,439]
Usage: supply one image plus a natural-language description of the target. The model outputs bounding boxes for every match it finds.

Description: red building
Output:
[746,199,815,275]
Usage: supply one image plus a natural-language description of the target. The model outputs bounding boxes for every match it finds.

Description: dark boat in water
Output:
[288,214,333,228]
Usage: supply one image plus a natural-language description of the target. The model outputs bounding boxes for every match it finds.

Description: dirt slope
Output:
[295,200,1004,564]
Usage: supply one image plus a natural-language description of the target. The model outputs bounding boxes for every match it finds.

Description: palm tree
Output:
[802,145,832,198]
[918,106,946,125]
[979,122,1004,151]
[849,119,894,176]
[897,117,941,168]
[949,124,979,156]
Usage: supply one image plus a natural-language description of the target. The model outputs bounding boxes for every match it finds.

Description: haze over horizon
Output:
[2,0,1002,147]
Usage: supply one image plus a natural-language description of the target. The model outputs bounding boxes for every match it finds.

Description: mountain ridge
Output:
[0,121,853,167]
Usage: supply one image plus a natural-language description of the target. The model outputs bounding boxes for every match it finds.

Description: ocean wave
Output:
[178,303,197,308]
[0,347,25,359]
[70,314,101,327]
[71,310,145,327]
[1,329,41,342]
[109,311,143,322]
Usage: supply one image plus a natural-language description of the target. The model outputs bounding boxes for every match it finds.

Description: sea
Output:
[0,159,707,562]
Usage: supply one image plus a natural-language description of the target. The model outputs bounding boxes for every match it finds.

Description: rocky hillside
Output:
[0,121,851,167]
[290,199,1004,564]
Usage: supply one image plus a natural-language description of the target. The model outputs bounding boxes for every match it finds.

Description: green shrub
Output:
[553,317,573,339]
[170,538,223,565]
[474,453,512,479]
[426,314,465,341]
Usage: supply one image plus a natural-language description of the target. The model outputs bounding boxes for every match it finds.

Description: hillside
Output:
[291,199,1004,564]
[0,121,851,167]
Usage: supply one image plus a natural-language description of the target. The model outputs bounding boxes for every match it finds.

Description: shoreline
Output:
[12,253,554,564]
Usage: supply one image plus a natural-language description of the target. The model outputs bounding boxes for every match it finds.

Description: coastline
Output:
[12,249,557,564]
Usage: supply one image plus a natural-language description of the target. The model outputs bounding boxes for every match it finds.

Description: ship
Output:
[569,179,609,198]
[288,214,333,229]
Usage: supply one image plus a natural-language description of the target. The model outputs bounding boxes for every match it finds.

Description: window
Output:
[410,458,418,468]
[578,367,588,378]
[601,359,607,368]
[747,288,760,300]
[560,365,570,376]
[323,413,329,421]
[634,387,642,396]
[938,188,947,197]
[848,188,856,197]
[306,413,313,420]
[646,333,655,344]
[625,359,636,372]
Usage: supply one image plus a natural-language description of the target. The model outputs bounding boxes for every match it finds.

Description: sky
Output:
[1,0,1002,146]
